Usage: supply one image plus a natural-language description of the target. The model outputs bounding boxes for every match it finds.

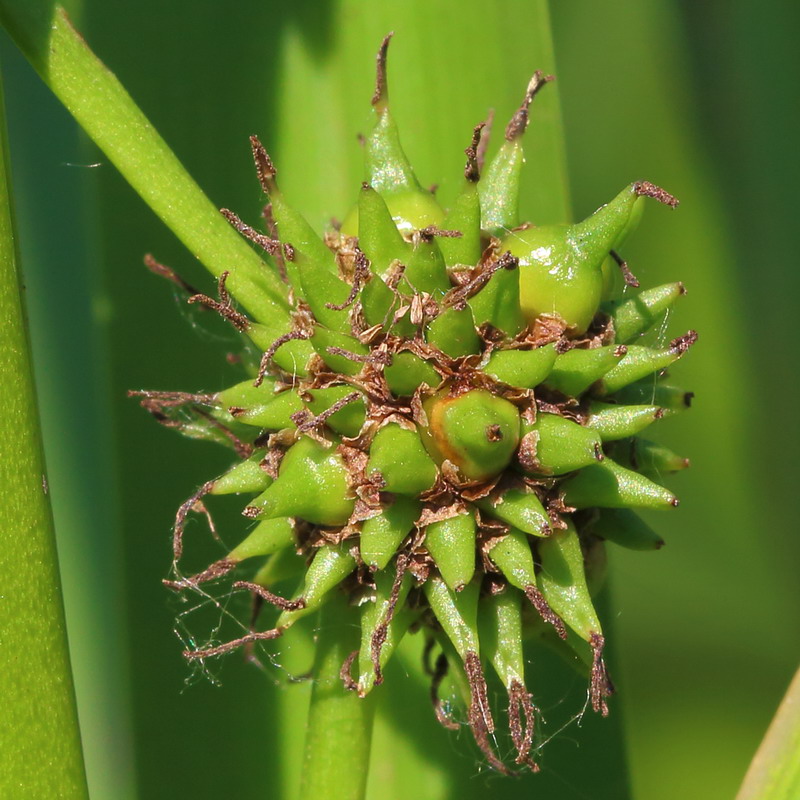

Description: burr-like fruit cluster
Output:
[135,36,695,772]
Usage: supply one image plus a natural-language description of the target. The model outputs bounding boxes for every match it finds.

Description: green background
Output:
[2,1,798,798]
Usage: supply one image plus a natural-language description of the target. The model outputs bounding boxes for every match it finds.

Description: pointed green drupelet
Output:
[425,510,477,591]
[546,345,627,397]
[614,438,691,478]
[343,34,443,235]
[383,351,441,397]
[480,72,553,237]
[538,521,602,645]
[275,543,358,630]
[357,567,415,695]
[357,183,412,278]
[479,588,527,689]
[359,497,421,571]
[228,518,296,562]
[476,489,550,537]
[589,508,665,551]
[229,390,304,429]
[424,577,481,660]
[425,307,482,358]
[309,326,370,377]
[487,527,539,592]
[249,437,355,525]
[596,331,698,395]
[561,457,678,509]
[482,343,557,389]
[613,381,694,412]
[210,451,272,495]
[302,387,367,438]
[367,424,439,496]
[438,123,484,268]
[519,413,602,475]
[504,182,678,333]
[605,281,685,342]
[585,401,665,441]
[217,376,278,409]
[468,256,526,337]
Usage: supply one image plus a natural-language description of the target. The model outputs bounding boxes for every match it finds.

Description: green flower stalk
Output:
[133,35,696,774]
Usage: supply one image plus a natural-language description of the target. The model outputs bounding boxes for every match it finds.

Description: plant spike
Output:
[482,343,557,388]
[357,562,415,695]
[139,35,696,776]
[597,331,698,395]
[367,423,438,495]
[247,437,355,525]
[479,588,539,769]
[562,458,679,510]
[248,135,339,279]
[357,183,412,277]
[426,307,482,358]
[360,497,420,571]
[229,518,296,561]
[538,521,613,714]
[585,401,665,441]
[519,413,603,475]
[167,517,296,592]
[229,390,304,429]
[274,543,358,630]
[613,381,695,412]
[605,281,686,342]
[425,510,477,591]
[424,578,509,774]
[612,437,691,479]
[438,123,485,268]
[588,508,666,551]
[342,33,443,235]
[480,71,553,236]
[546,344,627,397]
[303,386,367,438]
[476,489,551,537]
[209,451,272,495]
[487,527,567,638]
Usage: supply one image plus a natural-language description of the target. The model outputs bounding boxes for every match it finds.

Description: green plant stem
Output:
[736,666,800,800]
[0,69,88,798]
[0,0,290,328]
[299,595,377,800]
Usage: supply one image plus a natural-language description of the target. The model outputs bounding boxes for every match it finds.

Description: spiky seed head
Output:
[136,35,696,774]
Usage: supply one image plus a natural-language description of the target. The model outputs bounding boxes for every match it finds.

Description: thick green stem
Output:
[0,70,88,798]
[0,0,290,326]
[299,595,377,800]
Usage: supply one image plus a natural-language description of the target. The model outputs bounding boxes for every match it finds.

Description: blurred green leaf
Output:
[736,666,800,800]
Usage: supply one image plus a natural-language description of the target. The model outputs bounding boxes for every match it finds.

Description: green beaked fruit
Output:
[420,389,521,482]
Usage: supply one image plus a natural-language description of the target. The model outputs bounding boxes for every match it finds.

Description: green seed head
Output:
[136,35,696,775]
